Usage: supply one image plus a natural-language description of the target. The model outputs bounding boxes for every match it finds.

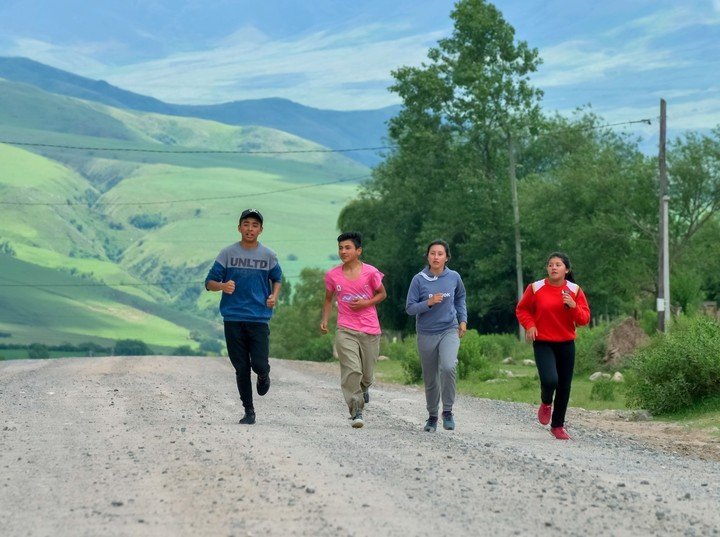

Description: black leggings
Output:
[533,340,575,428]
[224,321,271,411]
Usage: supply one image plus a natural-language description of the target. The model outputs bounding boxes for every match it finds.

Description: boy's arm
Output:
[348,284,387,310]
[320,289,334,333]
[205,260,233,293]
[206,280,235,294]
[266,281,282,308]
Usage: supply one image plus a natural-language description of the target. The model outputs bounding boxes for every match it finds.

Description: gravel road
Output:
[1,356,719,536]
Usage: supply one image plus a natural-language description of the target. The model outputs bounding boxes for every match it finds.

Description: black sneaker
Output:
[363,390,370,404]
[442,411,455,430]
[239,410,256,425]
[257,375,270,396]
[424,416,438,432]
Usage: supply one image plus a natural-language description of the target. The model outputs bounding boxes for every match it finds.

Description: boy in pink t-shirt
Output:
[321,232,387,428]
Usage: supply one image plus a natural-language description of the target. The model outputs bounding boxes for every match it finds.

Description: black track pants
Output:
[224,321,270,411]
[533,340,575,428]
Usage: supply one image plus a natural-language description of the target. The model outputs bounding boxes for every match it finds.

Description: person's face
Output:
[338,240,361,263]
[238,218,263,242]
[547,257,569,281]
[427,245,448,270]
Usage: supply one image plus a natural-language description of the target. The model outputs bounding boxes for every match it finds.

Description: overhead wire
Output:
[0,115,656,289]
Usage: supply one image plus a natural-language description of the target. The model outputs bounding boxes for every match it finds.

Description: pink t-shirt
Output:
[325,263,384,335]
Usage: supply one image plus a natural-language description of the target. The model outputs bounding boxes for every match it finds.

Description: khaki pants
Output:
[335,327,380,416]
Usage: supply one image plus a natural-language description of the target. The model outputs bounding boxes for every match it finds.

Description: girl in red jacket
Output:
[516,252,591,440]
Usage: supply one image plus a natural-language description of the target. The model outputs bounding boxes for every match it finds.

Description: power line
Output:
[0,174,370,206]
[0,274,307,287]
[0,140,393,154]
[0,237,327,243]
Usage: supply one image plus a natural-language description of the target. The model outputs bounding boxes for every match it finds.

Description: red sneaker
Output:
[550,426,571,440]
[537,403,552,425]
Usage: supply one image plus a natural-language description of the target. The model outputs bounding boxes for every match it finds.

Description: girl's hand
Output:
[458,322,467,339]
[526,326,538,342]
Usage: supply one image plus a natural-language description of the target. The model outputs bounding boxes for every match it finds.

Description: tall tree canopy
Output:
[339,0,720,334]
[340,0,542,332]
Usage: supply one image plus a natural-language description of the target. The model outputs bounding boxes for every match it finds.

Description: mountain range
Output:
[0,57,398,166]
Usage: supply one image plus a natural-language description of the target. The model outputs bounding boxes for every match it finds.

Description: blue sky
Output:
[0,0,718,142]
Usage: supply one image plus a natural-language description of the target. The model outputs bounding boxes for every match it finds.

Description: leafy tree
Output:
[519,112,658,315]
[340,0,543,332]
[270,268,336,360]
[668,128,720,260]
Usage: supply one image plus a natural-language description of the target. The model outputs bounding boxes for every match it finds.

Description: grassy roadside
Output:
[374,359,628,410]
[374,358,719,439]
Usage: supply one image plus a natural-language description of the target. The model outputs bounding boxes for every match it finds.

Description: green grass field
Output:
[374,359,628,411]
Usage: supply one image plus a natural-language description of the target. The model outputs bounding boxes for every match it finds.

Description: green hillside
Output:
[0,80,367,347]
[0,254,216,347]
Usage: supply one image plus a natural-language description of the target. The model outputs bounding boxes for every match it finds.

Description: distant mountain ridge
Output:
[0,56,398,165]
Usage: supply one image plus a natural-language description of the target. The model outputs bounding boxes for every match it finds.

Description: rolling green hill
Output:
[0,78,368,348]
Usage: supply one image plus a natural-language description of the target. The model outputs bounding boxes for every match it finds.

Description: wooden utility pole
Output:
[509,136,525,340]
[657,99,670,332]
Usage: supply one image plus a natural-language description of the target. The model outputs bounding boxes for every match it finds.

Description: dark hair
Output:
[546,251,575,283]
[337,231,362,249]
[426,239,451,263]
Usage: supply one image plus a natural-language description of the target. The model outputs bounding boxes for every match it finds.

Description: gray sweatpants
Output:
[417,328,460,416]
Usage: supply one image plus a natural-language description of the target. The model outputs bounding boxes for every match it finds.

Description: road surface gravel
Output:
[1,356,719,536]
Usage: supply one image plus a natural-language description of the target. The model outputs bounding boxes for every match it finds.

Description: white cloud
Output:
[5,38,110,74]
[610,4,720,37]
[93,24,445,109]
[534,38,688,88]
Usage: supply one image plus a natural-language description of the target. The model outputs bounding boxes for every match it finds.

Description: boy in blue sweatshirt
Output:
[205,209,282,424]
[406,240,467,432]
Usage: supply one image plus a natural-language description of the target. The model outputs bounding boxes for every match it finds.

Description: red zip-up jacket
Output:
[516,279,591,342]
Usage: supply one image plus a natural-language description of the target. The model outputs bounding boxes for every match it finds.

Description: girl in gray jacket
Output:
[405,240,467,432]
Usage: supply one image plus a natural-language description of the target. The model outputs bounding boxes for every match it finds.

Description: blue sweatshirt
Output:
[405,267,467,334]
[204,242,282,323]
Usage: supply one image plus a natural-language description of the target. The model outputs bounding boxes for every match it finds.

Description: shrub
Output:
[638,309,659,337]
[173,345,203,356]
[387,336,422,384]
[129,213,167,230]
[626,316,720,414]
[199,339,223,354]
[299,333,335,362]
[574,324,609,374]
[457,330,492,380]
[114,339,153,356]
[27,343,50,359]
[590,378,616,401]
